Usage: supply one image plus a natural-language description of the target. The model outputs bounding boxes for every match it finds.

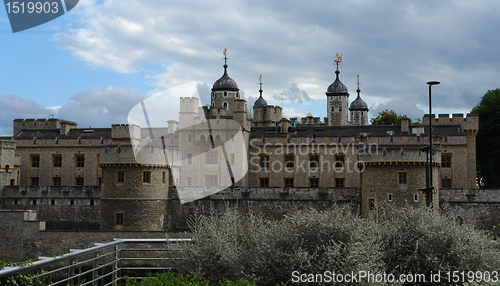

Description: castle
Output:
[1,52,499,262]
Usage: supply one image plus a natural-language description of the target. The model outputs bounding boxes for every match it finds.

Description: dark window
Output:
[115,213,124,226]
[75,177,84,185]
[31,155,40,168]
[70,199,75,205]
[53,154,62,168]
[205,175,218,187]
[188,135,192,142]
[260,156,270,168]
[260,178,269,187]
[98,177,102,185]
[369,199,375,211]
[309,178,319,188]
[52,177,61,186]
[10,179,15,186]
[162,172,166,184]
[335,178,345,187]
[32,199,37,205]
[388,194,393,202]
[90,199,95,206]
[285,155,294,169]
[117,171,125,183]
[442,179,452,188]
[75,155,85,167]
[205,150,218,165]
[399,172,408,185]
[441,154,452,168]
[309,155,319,169]
[30,177,39,186]
[50,199,55,205]
[143,171,151,184]
[284,178,294,187]
[187,153,192,164]
[335,155,345,169]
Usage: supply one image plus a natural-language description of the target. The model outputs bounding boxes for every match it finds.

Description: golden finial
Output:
[259,74,262,82]
[307,109,313,117]
[357,74,360,82]
[223,48,227,56]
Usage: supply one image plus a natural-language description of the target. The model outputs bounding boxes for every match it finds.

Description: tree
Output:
[370,109,421,125]
[471,88,500,188]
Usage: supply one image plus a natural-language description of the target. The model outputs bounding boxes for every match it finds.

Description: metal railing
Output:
[0,238,192,285]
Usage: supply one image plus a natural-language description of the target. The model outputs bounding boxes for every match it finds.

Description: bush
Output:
[124,271,256,286]
[175,204,500,286]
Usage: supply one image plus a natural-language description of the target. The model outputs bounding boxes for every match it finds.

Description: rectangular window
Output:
[335,155,345,169]
[205,175,218,187]
[335,178,345,187]
[75,155,85,167]
[53,154,62,168]
[162,172,166,184]
[98,177,102,185]
[369,199,375,211]
[260,155,269,168]
[75,177,84,185]
[187,177,192,186]
[230,153,235,165]
[388,193,393,202]
[285,155,294,169]
[115,212,124,226]
[309,155,319,169]
[260,178,269,187]
[309,178,319,188]
[205,150,218,165]
[30,177,39,186]
[117,171,125,183]
[52,177,61,186]
[31,154,40,168]
[143,171,151,184]
[188,135,192,142]
[32,199,37,205]
[442,179,452,188]
[187,153,192,165]
[284,178,294,187]
[399,172,408,185]
[441,154,452,168]
[51,199,55,205]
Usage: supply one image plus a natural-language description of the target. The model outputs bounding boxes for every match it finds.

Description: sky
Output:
[1,0,499,135]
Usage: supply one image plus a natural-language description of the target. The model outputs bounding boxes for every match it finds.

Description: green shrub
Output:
[124,271,256,285]
[381,206,500,282]
[176,204,500,286]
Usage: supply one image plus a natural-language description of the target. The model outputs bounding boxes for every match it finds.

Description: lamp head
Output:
[427,81,440,86]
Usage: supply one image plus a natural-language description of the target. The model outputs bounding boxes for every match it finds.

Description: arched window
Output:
[223,91,227,97]
[5,165,9,172]
[200,135,206,143]
[339,107,342,112]
[10,178,15,186]
[223,102,228,110]
[331,107,334,112]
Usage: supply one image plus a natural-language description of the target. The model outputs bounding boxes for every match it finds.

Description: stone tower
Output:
[252,75,282,127]
[326,59,349,126]
[349,75,369,126]
[211,49,241,112]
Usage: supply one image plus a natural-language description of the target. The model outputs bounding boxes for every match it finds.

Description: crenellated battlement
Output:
[422,113,479,131]
[179,97,200,114]
[13,118,77,136]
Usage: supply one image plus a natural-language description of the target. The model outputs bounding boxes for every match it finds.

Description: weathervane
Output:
[334,53,343,81]
[222,49,230,65]
[258,75,265,97]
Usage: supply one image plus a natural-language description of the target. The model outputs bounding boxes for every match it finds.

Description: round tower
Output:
[326,54,349,126]
[349,74,369,126]
[211,49,240,112]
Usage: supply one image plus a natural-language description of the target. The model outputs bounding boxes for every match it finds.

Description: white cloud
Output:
[51,0,500,119]
[0,95,51,135]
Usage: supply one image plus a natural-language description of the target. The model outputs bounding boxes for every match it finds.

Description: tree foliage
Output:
[471,88,500,188]
[370,109,421,125]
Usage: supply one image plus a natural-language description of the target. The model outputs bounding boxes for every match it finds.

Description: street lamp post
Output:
[421,81,440,207]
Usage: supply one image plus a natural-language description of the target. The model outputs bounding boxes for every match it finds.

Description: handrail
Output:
[0,239,123,279]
